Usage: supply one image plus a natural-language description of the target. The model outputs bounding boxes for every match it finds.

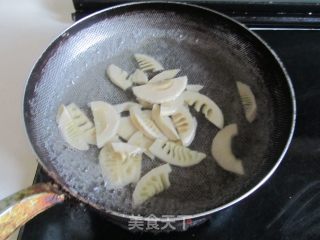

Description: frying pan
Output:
[0,2,295,238]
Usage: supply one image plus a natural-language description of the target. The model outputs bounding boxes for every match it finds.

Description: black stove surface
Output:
[18,29,320,240]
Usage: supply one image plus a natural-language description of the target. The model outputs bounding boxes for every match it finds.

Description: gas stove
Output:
[18,1,320,240]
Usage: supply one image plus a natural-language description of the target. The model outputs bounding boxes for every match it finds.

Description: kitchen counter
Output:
[0,1,74,239]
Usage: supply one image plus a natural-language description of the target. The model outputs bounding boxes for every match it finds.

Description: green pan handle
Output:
[0,183,65,240]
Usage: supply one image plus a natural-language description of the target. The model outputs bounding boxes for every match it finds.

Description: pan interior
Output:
[25,5,292,217]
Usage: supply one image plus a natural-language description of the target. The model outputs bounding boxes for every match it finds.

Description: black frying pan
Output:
[0,2,295,238]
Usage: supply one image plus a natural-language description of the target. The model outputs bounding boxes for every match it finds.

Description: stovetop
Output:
[18,4,320,240]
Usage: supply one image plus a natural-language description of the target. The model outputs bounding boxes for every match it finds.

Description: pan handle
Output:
[0,183,65,240]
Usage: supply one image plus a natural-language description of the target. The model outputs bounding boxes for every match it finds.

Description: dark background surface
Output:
[72,0,320,27]
[18,1,320,239]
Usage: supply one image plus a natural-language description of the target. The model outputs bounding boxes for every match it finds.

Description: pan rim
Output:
[23,1,296,222]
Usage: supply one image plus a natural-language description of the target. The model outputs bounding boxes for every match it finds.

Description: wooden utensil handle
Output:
[0,183,64,240]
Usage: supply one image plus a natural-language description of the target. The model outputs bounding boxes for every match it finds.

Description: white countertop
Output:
[0,1,74,238]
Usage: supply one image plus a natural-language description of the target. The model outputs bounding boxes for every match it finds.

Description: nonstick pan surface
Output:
[23,2,295,221]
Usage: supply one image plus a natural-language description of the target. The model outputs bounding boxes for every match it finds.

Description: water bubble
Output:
[80,166,88,173]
